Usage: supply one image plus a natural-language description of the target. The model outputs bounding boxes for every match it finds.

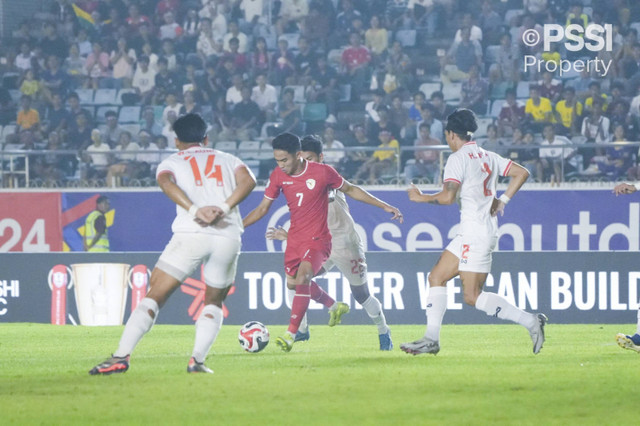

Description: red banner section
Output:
[0,193,62,252]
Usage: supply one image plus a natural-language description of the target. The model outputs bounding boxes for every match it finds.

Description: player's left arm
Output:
[491,162,529,217]
[339,180,403,223]
[222,165,257,212]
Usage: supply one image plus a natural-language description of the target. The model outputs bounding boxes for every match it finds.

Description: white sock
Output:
[361,296,389,334]
[424,286,447,342]
[288,288,308,333]
[476,292,536,330]
[191,304,223,363]
[636,308,640,336]
[114,297,158,357]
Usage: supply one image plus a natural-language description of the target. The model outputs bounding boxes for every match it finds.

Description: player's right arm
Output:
[243,197,275,228]
[222,165,257,212]
[157,172,220,226]
[407,181,459,205]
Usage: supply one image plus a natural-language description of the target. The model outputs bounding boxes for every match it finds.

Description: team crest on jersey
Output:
[306,179,316,190]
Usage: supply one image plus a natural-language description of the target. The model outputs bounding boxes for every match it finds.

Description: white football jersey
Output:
[156,146,247,240]
[327,189,361,249]
[443,141,512,236]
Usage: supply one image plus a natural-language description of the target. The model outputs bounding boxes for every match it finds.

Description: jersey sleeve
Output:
[264,168,282,200]
[494,152,513,176]
[155,156,175,180]
[443,152,464,185]
[324,164,345,190]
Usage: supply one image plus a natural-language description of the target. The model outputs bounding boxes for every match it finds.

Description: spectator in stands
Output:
[565,68,592,101]
[365,89,387,124]
[162,109,178,142]
[68,111,92,150]
[619,41,640,82]
[416,103,443,142]
[101,110,124,148]
[223,21,248,54]
[33,130,71,182]
[179,90,201,116]
[585,82,609,114]
[15,42,33,73]
[139,106,162,137]
[539,123,575,183]
[321,126,345,167]
[441,26,482,84]
[478,124,505,155]
[0,86,14,126]
[271,38,296,86]
[582,97,611,145]
[203,62,226,105]
[160,39,179,72]
[368,106,400,142]
[294,37,316,84]
[388,94,412,140]
[307,55,340,116]
[41,54,70,102]
[180,8,200,52]
[239,0,264,30]
[106,130,141,187]
[225,74,244,107]
[250,37,271,79]
[506,128,540,179]
[131,22,156,55]
[453,12,483,43]
[66,92,92,131]
[592,124,634,179]
[609,100,638,141]
[278,87,303,135]
[478,0,502,46]
[84,41,111,89]
[197,17,222,66]
[132,130,160,179]
[408,91,426,123]
[459,64,489,115]
[219,86,261,141]
[132,55,156,105]
[354,129,399,184]
[110,37,137,89]
[334,0,362,47]
[365,15,388,62]
[39,22,67,60]
[537,71,562,104]
[64,44,85,88]
[340,32,371,96]
[554,86,583,137]
[162,92,183,126]
[525,85,553,133]
[429,91,455,123]
[517,14,543,56]
[81,129,112,179]
[125,4,151,36]
[279,0,310,33]
[223,37,249,75]
[607,82,630,117]
[16,95,40,134]
[251,73,278,123]
[42,92,71,136]
[404,122,441,184]
[153,57,178,103]
[140,42,159,73]
[489,33,520,84]
[301,5,331,50]
[19,69,42,102]
[384,40,412,77]
[180,63,207,103]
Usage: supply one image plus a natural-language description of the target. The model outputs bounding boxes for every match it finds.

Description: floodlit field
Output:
[1,323,638,425]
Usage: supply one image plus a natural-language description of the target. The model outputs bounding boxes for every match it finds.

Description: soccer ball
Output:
[238,321,270,353]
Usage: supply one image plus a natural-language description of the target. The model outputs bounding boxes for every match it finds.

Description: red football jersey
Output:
[265,161,344,245]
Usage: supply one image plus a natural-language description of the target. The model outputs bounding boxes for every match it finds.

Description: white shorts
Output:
[323,242,368,286]
[156,233,240,288]
[445,234,497,274]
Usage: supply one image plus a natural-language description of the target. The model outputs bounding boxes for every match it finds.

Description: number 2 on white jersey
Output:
[295,192,304,206]
[187,154,224,187]
[481,162,492,197]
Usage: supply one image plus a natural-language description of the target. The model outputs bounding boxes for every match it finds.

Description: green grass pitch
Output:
[1,323,638,425]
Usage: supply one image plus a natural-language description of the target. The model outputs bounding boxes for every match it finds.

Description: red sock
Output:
[309,281,335,309]
[287,285,310,335]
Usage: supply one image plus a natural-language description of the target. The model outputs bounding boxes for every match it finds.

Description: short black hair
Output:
[301,134,323,154]
[430,91,444,100]
[445,108,478,141]
[172,113,207,143]
[272,132,301,154]
[96,195,109,206]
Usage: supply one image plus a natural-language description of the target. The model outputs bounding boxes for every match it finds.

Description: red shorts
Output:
[284,238,331,278]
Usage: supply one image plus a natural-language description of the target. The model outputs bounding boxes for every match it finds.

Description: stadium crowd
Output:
[1,0,640,187]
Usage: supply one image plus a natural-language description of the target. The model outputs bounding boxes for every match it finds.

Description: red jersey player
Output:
[243,133,403,352]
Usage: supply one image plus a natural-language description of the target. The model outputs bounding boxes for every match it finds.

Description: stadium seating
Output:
[442,82,462,102]
[76,88,94,105]
[237,141,261,159]
[474,117,495,138]
[118,106,141,123]
[419,82,442,98]
[302,103,328,122]
[395,29,417,47]
[93,88,117,105]
[214,141,237,153]
[96,106,119,123]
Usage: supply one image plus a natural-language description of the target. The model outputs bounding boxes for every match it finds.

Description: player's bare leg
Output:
[89,268,180,375]
[401,250,458,355]
[189,286,231,373]
[462,271,548,354]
